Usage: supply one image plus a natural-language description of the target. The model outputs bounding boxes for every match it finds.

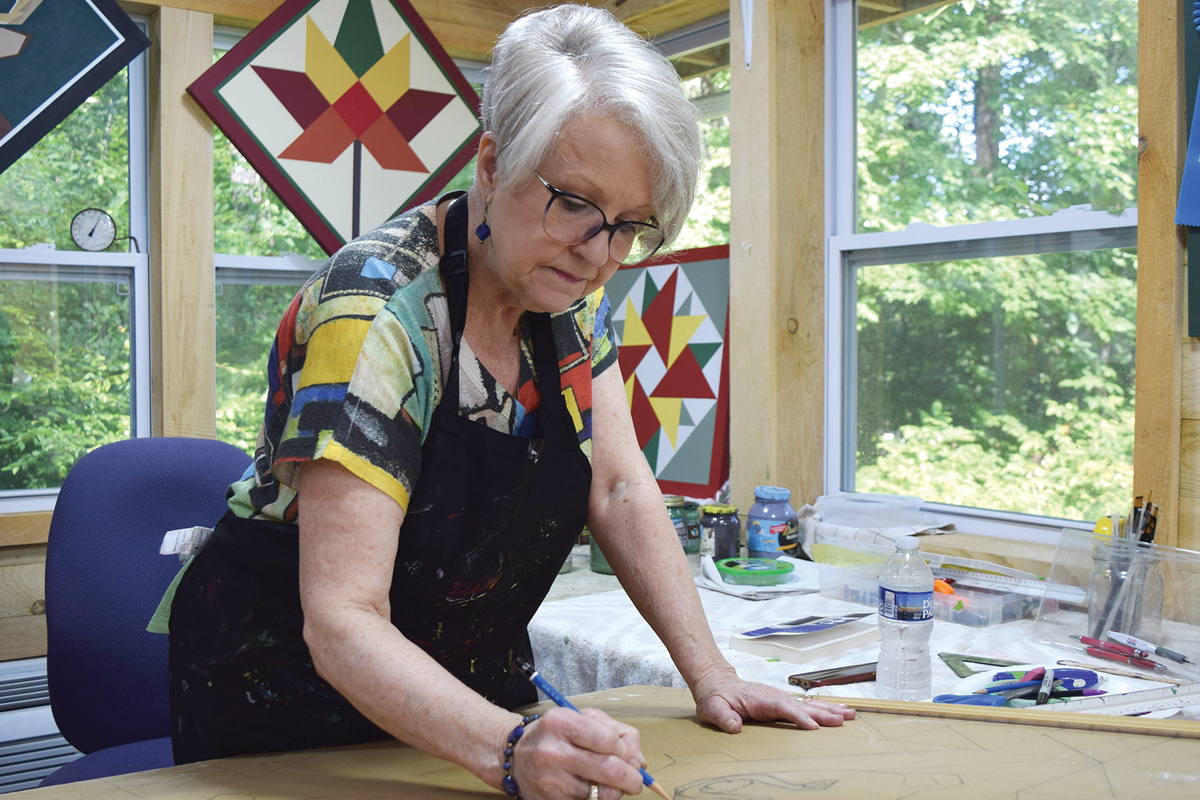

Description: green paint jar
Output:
[665,494,688,550]
[683,501,703,554]
[589,537,614,574]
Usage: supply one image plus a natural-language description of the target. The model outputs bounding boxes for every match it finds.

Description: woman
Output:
[168,5,854,799]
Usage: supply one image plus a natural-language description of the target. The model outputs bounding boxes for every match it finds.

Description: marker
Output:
[1084,646,1160,671]
[1071,635,1151,660]
[1107,631,1196,665]
[1035,668,1055,706]
[514,657,670,800]
[975,680,1048,698]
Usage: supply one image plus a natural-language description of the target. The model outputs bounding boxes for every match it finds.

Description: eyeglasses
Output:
[535,172,664,266]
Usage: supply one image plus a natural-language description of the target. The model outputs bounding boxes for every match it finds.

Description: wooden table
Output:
[23,685,1200,799]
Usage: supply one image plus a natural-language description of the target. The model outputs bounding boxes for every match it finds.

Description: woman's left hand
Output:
[691,667,856,733]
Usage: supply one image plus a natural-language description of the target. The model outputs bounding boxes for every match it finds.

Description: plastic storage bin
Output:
[815,493,923,527]
[818,564,1038,627]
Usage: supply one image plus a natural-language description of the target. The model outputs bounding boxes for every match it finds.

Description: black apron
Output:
[169,195,592,764]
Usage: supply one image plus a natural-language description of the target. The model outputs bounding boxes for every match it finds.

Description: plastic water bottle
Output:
[876,535,934,700]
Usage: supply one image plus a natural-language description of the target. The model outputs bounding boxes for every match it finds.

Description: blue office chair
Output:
[40,436,251,786]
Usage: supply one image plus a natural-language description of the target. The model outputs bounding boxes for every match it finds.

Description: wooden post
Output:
[1135,0,1186,548]
[148,8,216,438]
[728,0,825,515]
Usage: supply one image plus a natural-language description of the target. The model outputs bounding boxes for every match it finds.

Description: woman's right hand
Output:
[509,707,648,800]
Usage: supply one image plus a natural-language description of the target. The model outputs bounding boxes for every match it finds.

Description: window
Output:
[826,0,1138,537]
[0,41,149,511]
[677,67,731,250]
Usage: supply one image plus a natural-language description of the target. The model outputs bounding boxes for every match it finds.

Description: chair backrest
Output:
[45,437,252,755]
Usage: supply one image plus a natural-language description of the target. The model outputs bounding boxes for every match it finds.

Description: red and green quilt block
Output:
[189,0,480,255]
[606,244,730,499]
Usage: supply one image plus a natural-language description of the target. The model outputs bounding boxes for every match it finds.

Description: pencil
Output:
[514,656,670,800]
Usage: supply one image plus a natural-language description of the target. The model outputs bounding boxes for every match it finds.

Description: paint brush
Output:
[514,656,670,800]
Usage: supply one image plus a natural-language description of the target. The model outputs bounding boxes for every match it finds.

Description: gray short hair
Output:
[481,4,703,248]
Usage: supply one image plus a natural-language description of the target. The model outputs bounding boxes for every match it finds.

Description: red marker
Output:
[1085,646,1159,670]
[1072,635,1152,660]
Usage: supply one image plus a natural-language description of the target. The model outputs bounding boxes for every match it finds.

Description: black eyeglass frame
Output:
[534,172,664,265]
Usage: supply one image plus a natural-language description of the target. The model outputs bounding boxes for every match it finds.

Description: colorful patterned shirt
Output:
[227,198,618,524]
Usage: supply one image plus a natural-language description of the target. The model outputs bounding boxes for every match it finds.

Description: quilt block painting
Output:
[188,0,480,255]
[606,244,730,499]
[0,0,149,174]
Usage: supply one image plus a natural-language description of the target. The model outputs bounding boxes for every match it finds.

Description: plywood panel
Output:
[0,613,46,661]
[122,1,729,62]
[23,686,1200,799]
[0,511,51,547]
[1177,419,1200,552]
[1134,0,1186,548]
[729,0,825,516]
[0,546,45,622]
[1184,337,1200,420]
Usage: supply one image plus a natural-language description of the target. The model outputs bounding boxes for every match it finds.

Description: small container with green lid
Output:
[715,557,795,585]
[664,494,688,550]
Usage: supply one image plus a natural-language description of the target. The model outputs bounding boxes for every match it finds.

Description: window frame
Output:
[823,0,1138,543]
[0,18,151,514]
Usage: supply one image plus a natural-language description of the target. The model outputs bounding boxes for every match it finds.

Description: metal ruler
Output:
[1026,681,1200,715]
[931,568,1087,604]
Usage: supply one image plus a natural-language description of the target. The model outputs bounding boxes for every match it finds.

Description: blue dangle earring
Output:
[475,205,491,243]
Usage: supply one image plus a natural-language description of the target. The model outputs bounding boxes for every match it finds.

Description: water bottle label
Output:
[878,588,933,622]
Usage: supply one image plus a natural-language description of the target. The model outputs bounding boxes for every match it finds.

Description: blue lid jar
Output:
[746,485,799,560]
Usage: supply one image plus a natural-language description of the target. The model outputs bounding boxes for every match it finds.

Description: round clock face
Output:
[70,208,117,252]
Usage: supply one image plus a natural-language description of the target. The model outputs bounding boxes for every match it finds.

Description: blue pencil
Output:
[514,657,670,799]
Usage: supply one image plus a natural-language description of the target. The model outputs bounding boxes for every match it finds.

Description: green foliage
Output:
[0,70,135,490]
[0,70,131,250]
[213,131,327,260]
[215,283,302,455]
[676,70,732,249]
[0,281,131,489]
[852,0,1138,520]
[856,0,1137,231]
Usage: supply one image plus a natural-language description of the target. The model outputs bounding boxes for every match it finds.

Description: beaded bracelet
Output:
[501,714,541,798]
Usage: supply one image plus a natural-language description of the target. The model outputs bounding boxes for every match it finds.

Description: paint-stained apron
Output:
[169,195,592,763]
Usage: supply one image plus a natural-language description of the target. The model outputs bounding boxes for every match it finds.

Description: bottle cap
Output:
[702,504,738,515]
[753,485,790,502]
[896,535,920,549]
[663,494,685,507]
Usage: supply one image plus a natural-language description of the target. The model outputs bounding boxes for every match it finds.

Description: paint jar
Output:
[701,504,740,561]
[746,486,800,560]
[589,537,614,575]
[665,494,688,550]
[683,501,703,554]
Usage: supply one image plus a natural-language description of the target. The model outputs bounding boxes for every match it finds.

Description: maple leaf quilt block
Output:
[190,0,480,255]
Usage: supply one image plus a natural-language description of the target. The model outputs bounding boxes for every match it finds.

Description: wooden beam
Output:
[622,0,729,38]
[0,615,46,662]
[0,512,51,547]
[148,8,217,438]
[1134,0,1186,548]
[729,0,824,518]
[0,544,46,661]
[123,0,732,62]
